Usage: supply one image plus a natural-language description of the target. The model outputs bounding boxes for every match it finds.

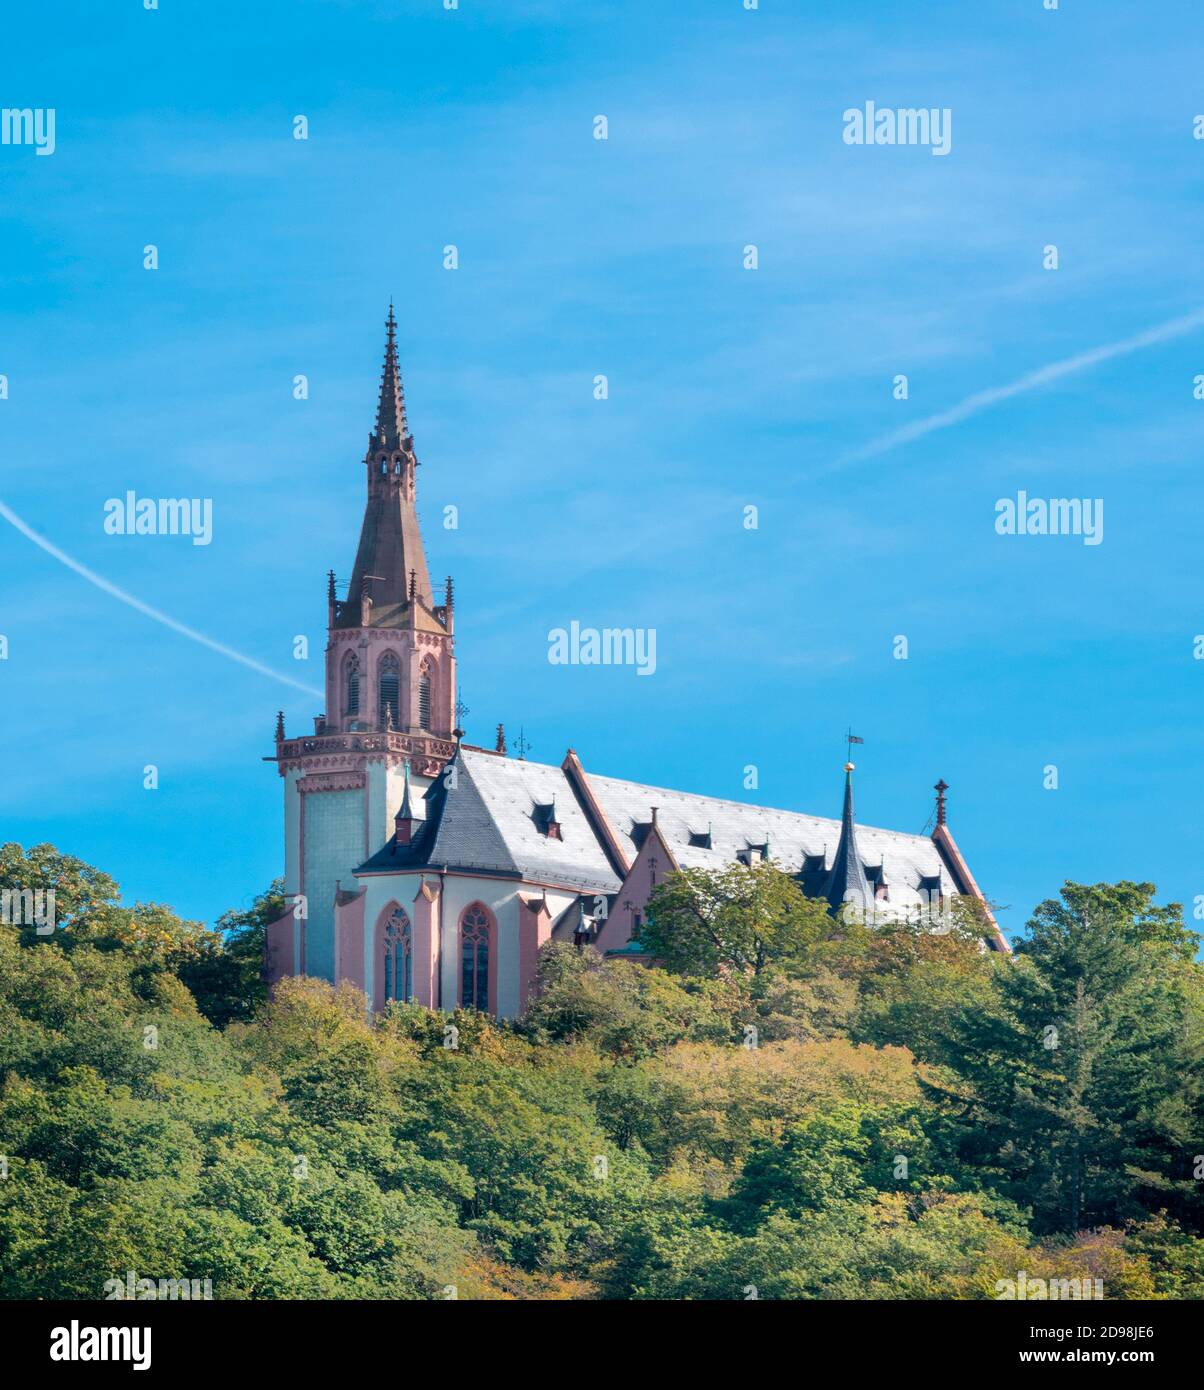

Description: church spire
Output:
[373,301,410,452]
[340,306,434,619]
[323,308,456,743]
[824,761,873,914]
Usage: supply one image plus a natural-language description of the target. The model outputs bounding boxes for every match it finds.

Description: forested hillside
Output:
[1,844,1201,1300]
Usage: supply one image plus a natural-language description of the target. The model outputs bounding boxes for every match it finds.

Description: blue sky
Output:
[1,1,1202,943]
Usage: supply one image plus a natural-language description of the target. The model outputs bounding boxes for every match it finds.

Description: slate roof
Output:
[583,767,956,912]
[356,747,622,893]
[356,748,958,913]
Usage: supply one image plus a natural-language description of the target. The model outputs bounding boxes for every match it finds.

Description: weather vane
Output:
[845,728,864,764]
[513,727,531,761]
[454,696,470,725]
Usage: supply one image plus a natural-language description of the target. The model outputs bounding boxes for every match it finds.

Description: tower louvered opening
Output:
[419,666,431,731]
[378,655,400,728]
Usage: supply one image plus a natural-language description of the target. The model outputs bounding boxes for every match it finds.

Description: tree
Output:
[641,862,831,979]
[521,943,737,1057]
[930,881,1204,1235]
[179,879,283,1027]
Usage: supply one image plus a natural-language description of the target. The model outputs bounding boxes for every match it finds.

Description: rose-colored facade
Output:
[264,311,1007,1022]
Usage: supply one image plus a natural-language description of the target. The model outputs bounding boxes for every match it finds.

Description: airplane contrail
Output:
[841,305,1204,464]
[0,498,324,697]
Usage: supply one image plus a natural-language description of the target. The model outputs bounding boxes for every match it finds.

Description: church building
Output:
[264,309,1008,1019]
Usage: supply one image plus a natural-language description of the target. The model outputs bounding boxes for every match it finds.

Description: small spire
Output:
[495,722,507,755]
[374,301,410,450]
[394,759,415,845]
[445,575,454,610]
[275,710,285,741]
[824,762,872,914]
[327,569,336,602]
[397,758,414,820]
[409,568,417,601]
[934,779,949,828]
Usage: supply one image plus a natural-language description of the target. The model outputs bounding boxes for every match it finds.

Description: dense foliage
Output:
[1,842,1200,1299]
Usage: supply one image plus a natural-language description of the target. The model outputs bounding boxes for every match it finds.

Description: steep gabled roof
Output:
[354,748,984,924]
[581,765,954,911]
[355,748,621,893]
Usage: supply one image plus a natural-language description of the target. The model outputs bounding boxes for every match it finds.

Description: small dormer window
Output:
[630,820,652,850]
[534,802,562,839]
[688,828,712,849]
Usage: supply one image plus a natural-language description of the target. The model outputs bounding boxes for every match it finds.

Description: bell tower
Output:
[323,302,457,750]
[270,306,458,984]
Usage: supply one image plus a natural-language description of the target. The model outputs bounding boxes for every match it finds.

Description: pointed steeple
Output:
[399,757,414,818]
[824,762,873,914]
[340,305,435,622]
[394,759,416,846]
[374,301,410,452]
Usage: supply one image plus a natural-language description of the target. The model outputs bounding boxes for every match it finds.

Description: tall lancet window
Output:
[382,909,412,1003]
[345,654,360,717]
[460,904,491,1011]
[378,653,400,728]
[419,658,432,732]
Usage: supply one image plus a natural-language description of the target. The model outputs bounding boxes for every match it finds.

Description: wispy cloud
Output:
[839,306,1204,465]
[0,500,323,697]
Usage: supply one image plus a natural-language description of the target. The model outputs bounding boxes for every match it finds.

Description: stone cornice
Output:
[275,730,457,778]
[302,771,366,794]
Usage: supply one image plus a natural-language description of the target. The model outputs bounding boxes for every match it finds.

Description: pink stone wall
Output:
[411,883,440,1008]
[518,898,552,1009]
[335,894,367,994]
[594,826,674,955]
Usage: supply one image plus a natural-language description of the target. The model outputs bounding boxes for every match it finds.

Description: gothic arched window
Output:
[419,658,432,732]
[378,652,400,728]
[382,908,412,1004]
[345,653,360,717]
[460,903,491,1011]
